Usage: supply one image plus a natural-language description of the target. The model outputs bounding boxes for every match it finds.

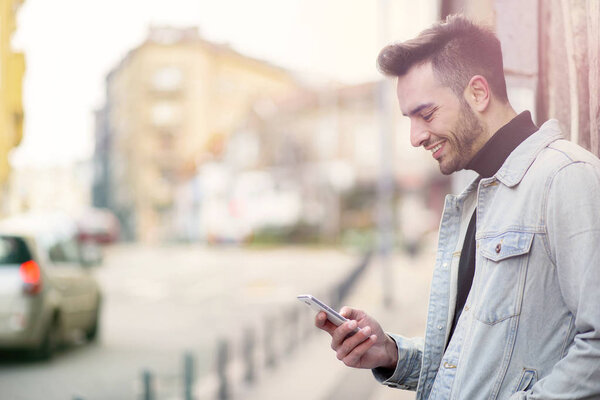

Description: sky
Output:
[10,0,437,168]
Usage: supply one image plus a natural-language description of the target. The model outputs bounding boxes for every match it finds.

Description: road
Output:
[0,244,364,400]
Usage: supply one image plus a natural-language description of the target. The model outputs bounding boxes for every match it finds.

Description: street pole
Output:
[377,0,395,308]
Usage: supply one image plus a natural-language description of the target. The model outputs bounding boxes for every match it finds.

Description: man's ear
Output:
[464,75,491,112]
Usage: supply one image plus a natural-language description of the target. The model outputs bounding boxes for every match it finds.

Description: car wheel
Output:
[35,314,61,360]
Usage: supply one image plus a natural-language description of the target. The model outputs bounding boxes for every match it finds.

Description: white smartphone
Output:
[297,294,360,334]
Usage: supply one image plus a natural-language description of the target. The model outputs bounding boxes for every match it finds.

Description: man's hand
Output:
[315,306,398,370]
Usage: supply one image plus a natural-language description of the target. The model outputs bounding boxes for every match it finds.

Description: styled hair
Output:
[377,15,508,102]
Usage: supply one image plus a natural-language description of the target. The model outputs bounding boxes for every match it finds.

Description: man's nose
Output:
[410,120,430,148]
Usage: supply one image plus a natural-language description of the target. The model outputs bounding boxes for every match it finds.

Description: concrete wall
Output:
[537,0,600,156]
[443,0,600,157]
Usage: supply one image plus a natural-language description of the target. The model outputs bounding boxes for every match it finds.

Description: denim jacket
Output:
[375,120,600,399]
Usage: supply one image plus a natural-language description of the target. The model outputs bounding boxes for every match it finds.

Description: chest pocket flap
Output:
[476,231,535,324]
[480,231,534,262]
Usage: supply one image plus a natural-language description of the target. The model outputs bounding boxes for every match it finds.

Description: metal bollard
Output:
[183,352,195,400]
[142,369,154,400]
[301,305,314,340]
[286,307,299,355]
[216,339,230,400]
[263,316,277,369]
[242,327,256,385]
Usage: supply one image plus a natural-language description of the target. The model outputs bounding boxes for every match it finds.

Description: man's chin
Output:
[438,163,457,175]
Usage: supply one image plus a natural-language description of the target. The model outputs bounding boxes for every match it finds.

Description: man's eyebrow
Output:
[403,103,435,117]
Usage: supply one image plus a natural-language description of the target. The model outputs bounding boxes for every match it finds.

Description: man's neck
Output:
[482,102,518,141]
[466,110,538,177]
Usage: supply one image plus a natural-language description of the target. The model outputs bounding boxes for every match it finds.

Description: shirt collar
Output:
[466,111,538,178]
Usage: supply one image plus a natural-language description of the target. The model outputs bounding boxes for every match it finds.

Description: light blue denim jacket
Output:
[375,120,600,399]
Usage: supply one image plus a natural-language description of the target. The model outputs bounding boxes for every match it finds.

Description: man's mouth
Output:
[428,141,445,158]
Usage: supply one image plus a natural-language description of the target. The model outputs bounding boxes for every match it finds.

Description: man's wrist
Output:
[382,334,399,369]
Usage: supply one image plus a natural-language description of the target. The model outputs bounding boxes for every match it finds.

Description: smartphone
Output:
[297,294,360,334]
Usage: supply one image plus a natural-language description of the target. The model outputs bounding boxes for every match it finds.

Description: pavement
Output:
[230,242,437,400]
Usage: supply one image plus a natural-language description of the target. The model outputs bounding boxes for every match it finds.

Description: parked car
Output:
[76,207,120,245]
[0,213,102,359]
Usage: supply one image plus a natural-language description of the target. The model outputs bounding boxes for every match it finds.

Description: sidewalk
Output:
[238,245,436,400]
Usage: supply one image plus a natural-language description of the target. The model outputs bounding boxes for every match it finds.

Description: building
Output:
[0,0,26,211]
[94,26,301,242]
[7,162,91,215]
[217,82,448,244]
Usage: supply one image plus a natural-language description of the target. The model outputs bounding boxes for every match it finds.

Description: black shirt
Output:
[447,111,538,342]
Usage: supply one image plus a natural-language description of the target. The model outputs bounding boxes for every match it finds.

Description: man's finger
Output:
[339,306,364,321]
[335,325,372,359]
[342,334,377,368]
[331,319,370,351]
[315,311,338,335]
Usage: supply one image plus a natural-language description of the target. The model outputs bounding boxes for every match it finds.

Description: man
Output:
[315,15,600,399]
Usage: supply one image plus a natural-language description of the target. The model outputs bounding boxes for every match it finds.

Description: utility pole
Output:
[377,0,395,308]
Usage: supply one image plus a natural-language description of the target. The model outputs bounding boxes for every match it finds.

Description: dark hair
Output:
[377,15,508,102]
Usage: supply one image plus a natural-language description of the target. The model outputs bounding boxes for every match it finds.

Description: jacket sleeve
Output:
[510,161,600,399]
[371,334,423,391]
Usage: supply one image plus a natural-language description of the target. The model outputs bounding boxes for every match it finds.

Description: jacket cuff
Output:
[372,333,422,390]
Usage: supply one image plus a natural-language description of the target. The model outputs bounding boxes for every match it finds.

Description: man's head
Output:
[377,14,508,103]
[377,15,513,175]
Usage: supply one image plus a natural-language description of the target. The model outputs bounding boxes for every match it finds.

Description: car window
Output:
[48,238,81,264]
[0,236,32,265]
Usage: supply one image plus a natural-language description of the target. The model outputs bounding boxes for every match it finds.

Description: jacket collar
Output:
[454,119,564,200]
[492,119,563,187]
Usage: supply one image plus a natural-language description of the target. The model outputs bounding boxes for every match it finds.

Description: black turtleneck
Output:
[447,111,538,343]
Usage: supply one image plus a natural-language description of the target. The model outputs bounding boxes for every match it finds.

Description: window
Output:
[0,236,32,265]
[48,238,80,264]
[151,102,181,128]
[152,67,183,92]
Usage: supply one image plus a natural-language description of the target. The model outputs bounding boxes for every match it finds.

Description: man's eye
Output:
[422,112,434,122]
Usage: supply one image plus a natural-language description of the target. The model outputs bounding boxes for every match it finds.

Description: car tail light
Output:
[20,260,42,295]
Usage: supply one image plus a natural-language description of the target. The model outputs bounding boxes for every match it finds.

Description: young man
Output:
[315,15,600,399]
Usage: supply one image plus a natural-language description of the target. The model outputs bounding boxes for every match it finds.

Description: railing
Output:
[135,251,373,400]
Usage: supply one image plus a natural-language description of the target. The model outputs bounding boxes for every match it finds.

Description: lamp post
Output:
[377,0,395,308]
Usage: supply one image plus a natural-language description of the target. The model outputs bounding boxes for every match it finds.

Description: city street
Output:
[0,244,373,400]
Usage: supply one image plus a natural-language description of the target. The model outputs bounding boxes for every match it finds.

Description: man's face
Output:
[396,62,486,175]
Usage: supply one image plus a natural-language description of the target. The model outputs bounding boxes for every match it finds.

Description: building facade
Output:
[219,82,447,245]
[94,27,300,242]
[0,0,26,210]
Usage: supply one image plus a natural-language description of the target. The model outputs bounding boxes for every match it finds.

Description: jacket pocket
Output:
[474,231,534,325]
[513,368,537,393]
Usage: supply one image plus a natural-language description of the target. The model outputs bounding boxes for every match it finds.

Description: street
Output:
[0,244,365,400]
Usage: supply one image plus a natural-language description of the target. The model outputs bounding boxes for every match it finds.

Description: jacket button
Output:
[495,243,502,253]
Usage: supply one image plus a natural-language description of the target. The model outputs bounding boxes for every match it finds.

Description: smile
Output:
[431,143,443,154]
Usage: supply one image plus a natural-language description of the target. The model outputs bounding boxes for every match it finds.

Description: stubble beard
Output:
[438,104,485,175]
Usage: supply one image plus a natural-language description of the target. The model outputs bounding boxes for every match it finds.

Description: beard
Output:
[438,103,486,175]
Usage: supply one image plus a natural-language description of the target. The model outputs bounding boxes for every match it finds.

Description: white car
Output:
[0,213,102,359]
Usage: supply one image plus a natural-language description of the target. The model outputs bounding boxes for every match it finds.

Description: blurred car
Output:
[76,207,120,245]
[0,213,102,359]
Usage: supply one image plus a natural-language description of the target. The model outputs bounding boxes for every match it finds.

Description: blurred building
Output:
[7,162,91,214]
[0,0,26,210]
[94,26,301,242]
[210,82,448,244]
[441,0,600,158]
